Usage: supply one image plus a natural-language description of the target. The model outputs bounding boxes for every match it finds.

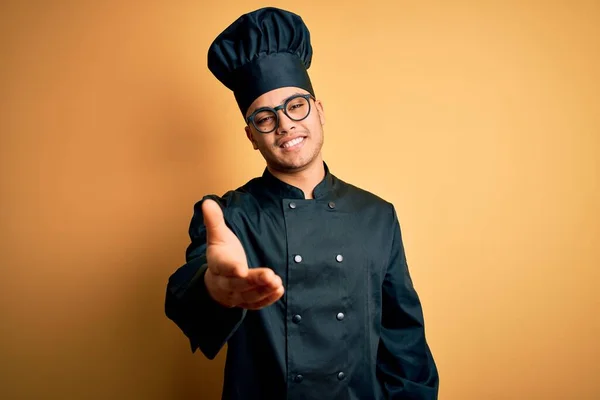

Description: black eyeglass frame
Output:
[245,94,316,134]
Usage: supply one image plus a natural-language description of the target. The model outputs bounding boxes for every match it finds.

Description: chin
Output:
[274,162,308,172]
[274,155,319,172]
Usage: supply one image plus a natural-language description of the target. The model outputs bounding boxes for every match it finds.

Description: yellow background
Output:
[1,1,598,399]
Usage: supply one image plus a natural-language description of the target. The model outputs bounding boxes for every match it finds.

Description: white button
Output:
[336,254,343,262]
[294,255,303,263]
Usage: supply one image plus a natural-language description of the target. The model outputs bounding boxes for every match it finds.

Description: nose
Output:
[275,109,296,135]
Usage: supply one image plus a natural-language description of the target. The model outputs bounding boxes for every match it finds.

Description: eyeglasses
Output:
[246,94,315,134]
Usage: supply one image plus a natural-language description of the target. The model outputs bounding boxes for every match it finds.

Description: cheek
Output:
[307,121,323,138]
[256,137,276,149]
[308,114,323,131]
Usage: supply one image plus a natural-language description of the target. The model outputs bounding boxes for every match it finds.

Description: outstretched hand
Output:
[202,199,284,310]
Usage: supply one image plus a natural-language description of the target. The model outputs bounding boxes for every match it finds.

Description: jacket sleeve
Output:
[376,206,439,399]
[164,195,246,359]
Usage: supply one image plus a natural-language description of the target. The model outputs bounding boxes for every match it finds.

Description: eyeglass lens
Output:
[253,96,310,133]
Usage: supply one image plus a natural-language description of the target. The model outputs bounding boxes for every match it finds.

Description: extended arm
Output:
[164,196,246,359]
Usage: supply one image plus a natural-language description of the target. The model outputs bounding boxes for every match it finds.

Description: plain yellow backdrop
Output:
[1,1,598,399]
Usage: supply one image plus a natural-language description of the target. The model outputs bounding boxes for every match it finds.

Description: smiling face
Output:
[244,86,325,174]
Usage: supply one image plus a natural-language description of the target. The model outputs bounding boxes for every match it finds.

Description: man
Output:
[165,7,439,400]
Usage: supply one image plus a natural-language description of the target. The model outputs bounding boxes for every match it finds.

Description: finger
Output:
[215,275,254,292]
[237,284,284,307]
[244,268,282,289]
[218,268,281,292]
[240,286,285,310]
[202,199,227,245]
[238,284,281,305]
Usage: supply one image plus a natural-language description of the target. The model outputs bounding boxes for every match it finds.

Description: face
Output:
[244,86,325,173]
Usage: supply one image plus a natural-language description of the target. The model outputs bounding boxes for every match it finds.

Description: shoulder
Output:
[187,178,261,236]
[193,176,262,210]
[333,175,396,217]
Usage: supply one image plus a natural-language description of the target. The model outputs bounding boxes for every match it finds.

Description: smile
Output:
[281,137,305,149]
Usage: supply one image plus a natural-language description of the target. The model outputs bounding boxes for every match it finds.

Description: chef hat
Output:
[207,7,315,117]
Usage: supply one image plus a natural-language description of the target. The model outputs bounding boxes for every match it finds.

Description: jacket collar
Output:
[260,161,336,200]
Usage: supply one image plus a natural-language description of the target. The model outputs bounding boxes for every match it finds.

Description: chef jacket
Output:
[165,162,439,399]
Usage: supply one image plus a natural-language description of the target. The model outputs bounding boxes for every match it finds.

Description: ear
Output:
[245,126,259,150]
[315,99,326,126]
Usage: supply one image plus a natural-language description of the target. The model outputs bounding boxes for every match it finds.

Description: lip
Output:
[278,135,307,148]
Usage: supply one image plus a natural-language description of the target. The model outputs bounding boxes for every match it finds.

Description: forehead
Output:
[246,87,310,117]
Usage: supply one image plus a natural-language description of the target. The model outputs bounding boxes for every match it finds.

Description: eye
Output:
[287,98,307,111]
[257,115,274,125]
[254,110,277,129]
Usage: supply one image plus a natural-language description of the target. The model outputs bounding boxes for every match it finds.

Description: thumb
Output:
[202,199,227,244]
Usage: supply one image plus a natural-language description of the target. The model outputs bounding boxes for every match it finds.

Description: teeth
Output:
[282,137,304,148]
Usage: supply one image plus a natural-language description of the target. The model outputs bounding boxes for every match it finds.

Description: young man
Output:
[165,7,439,400]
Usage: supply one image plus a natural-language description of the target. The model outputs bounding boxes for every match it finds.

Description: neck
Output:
[267,157,325,199]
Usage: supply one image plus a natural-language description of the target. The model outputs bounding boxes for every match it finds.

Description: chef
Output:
[165,7,439,400]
